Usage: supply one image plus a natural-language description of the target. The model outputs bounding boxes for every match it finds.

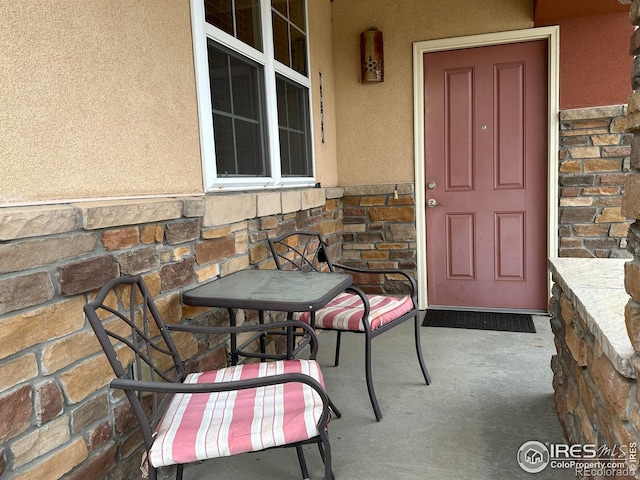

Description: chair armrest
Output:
[111,372,324,396]
[110,372,332,425]
[333,263,418,295]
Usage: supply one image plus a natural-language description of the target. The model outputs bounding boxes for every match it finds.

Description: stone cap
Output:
[559,104,627,121]
[548,257,635,378]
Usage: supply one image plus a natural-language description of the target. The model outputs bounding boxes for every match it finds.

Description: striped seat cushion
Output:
[297,293,415,332]
[148,359,326,468]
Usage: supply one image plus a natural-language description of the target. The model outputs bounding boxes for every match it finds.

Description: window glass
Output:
[271,0,307,75]
[205,0,262,51]
[290,27,306,76]
[272,13,290,67]
[271,0,304,29]
[208,42,268,176]
[205,0,233,35]
[276,76,311,177]
[271,0,287,16]
[288,0,305,29]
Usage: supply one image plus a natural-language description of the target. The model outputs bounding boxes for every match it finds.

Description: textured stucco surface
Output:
[0,1,203,205]
[331,0,533,186]
[536,12,632,110]
[308,0,338,188]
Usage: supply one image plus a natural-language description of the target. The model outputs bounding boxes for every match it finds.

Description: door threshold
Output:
[425,305,549,316]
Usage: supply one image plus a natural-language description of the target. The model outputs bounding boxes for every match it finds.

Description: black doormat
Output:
[422,309,536,333]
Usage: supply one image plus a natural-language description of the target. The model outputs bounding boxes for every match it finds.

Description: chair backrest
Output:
[268,231,335,272]
[84,275,185,451]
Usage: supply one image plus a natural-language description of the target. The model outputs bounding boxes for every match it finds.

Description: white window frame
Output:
[190,0,316,191]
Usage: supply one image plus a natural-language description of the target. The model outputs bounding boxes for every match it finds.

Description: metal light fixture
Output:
[360,28,384,83]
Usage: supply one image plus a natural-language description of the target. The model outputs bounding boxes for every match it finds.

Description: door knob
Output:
[427,199,438,207]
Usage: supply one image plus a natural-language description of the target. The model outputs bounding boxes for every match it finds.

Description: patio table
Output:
[182,269,352,363]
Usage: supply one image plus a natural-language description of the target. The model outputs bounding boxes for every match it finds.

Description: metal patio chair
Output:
[268,231,431,421]
[84,275,339,480]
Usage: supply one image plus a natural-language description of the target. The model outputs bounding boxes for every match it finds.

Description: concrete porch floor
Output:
[184,315,572,479]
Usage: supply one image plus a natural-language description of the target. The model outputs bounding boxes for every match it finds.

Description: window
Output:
[208,42,268,176]
[191,0,314,191]
[277,76,311,176]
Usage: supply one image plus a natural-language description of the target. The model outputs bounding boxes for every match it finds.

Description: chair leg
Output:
[414,313,431,385]
[334,331,342,366]
[328,396,342,418]
[296,445,310,480]
[318,430,335,480]
[364,333,383,421]
[317,440,325,464]
[176,464,184,480]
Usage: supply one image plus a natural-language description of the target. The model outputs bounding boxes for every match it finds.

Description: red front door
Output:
[424,40,548,311]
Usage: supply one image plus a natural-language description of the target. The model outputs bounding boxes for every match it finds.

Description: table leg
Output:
[286,312,294,359]
[258,310,266,360]
[228,308,238,365]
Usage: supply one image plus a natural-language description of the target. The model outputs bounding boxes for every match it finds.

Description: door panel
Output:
[495,211,525,280]
[445,68,474,190]
[424,40,548,311]
[495,63,525,188]
[446,213,475,279]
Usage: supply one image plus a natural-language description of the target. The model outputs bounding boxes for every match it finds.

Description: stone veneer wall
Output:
[341,184,417,295]
[549,259,639,471]
[559,105,632,258]
[0,188,343,479]
[548,1,640,476]
[623,0,640,473]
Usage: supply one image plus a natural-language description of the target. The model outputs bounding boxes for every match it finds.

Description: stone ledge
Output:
[0,188,335,240]
[0,206,79,241]
[342,183,414,196]
[76,199,184,230]
[560,104,627,121]
[325,187,345,199]
[548,257,635,378]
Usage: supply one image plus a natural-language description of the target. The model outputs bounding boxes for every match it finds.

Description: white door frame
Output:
[412,26,560,310]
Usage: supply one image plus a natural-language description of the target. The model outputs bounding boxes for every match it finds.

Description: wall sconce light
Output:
[360,28,384,83]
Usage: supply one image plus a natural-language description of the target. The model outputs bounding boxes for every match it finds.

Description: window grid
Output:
[271,1,307,75]
[205,0,262,51]
[208,42,268,177]
[277,76,310,177]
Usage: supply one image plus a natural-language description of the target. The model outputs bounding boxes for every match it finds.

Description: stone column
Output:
[623,0,640,389]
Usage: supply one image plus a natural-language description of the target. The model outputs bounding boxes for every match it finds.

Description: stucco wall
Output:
[0,1,203,206]
[0,1,339,206]
[308,0,339,188]
[330,0,533,186]
[536,12,633,110]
